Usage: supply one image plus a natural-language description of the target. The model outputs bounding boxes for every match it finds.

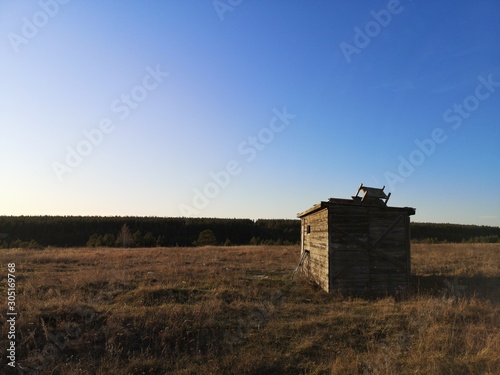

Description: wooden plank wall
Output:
[368,210,409,294]
[301,203,412,295]
[302,208,329,292]
[329,206,370,293]
[326,205,411,295]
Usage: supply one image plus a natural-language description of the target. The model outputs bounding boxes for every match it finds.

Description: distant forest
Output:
[0,216,299,248]
[0,216,498,248]
[410,222,500,244]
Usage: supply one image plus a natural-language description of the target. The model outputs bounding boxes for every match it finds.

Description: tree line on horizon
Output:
[410,222,500,244]
[0,216,498,249]
[0,216,300,248]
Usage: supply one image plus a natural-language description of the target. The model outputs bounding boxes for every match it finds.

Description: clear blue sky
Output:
[1,0,499,225]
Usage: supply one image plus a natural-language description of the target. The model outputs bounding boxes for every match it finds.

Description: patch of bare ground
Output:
[0,244,498,374]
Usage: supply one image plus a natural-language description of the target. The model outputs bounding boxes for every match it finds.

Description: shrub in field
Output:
[195,229,217,246]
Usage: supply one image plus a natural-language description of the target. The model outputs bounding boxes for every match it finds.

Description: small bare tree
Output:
[117,224,132,248]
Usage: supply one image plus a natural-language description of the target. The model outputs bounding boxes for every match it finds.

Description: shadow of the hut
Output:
[410,274,500,304]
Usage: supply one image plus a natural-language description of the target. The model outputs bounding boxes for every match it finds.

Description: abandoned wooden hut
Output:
[297,184,415,295]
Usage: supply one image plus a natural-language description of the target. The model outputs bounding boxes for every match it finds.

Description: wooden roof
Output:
[297,184,415,218]
[297,199,415,218]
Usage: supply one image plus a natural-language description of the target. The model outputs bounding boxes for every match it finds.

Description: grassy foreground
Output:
[1,244,499,374]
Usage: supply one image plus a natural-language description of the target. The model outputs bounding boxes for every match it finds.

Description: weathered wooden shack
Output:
[297,184,415,295]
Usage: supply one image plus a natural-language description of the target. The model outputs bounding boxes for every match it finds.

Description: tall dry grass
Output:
[0,243,498,374]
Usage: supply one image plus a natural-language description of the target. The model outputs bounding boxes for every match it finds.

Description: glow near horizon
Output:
[0,0,499,226]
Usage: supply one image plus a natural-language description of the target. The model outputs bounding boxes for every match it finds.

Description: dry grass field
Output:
[1,243,499,374]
